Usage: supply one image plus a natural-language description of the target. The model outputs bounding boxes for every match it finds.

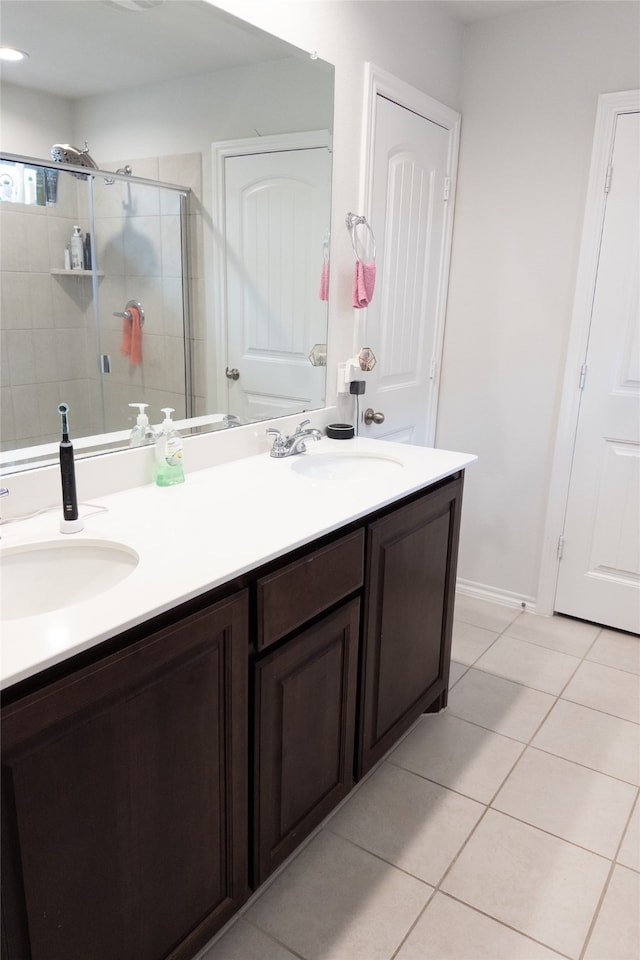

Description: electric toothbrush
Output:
[58,402,83,533]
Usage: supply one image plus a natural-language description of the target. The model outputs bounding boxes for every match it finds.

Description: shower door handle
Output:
[225,367,240,381]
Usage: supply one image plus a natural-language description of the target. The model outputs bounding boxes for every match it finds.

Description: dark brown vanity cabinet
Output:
[1,592,249,960]
[357,474,463,777]
[0,471,465,958]
[252,531,364,886]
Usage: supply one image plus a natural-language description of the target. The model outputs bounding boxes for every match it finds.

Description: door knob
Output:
[363,408,385,425]
[225,367,240,381]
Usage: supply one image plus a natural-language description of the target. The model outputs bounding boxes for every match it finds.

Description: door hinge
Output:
[443,177,451,201]
[100,354,111,374]
[429,358,438,380]
[579,362,587,390]
[557,535,565,560]
[604,164,613,193]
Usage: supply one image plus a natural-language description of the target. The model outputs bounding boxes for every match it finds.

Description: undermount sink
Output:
[290,451,404,481]
[0,539,139,620]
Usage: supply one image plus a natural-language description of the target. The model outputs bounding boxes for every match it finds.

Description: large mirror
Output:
[0,0,334,470]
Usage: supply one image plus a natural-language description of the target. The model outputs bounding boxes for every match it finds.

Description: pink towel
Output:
[120,305,142,365]
[318,260,330,301]
[352,259,376,309]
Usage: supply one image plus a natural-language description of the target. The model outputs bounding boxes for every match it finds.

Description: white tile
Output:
[389,712,523,803]
[584,865,640,960]
[201,919,299,960]
[447,668,555,742]
[441,810,610,959]
[448,660,468,688]
[396,892,564,959]
[123,216,161,276]
[245,830,432,960]
[474,634,580,695]
[587,628,640,675]
[504,611,599,657]
[562,659,640,724]
[451,620,499,665]
[453,594,520,632]
[493,747,637,858]
[532,699,640,785]
[329,762,484,884]
[617,797,640,871]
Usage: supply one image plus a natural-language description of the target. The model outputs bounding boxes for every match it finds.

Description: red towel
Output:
[352,259,376,309]
[120,305,142,365]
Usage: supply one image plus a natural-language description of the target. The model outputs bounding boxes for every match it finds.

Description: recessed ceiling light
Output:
[0,47,29,62]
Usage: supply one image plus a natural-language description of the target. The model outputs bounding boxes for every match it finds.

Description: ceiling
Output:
[434,0,565,22]
[0,0,569,100]
[0,0,297,99]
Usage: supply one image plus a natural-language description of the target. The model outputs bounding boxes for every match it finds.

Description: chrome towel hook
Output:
[346,212,376,261]
[113,299,145,326]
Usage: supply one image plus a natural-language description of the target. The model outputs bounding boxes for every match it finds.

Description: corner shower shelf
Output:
[50,268,104,277]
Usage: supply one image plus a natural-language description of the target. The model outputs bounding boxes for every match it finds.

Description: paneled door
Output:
[223,138,330,422]
[555,108,640,633]
[357,68,459,445]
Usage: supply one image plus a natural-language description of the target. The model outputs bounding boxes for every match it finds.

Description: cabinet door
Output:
[1,593,249,960]
[357,477,463,778]
[253,599,360,886]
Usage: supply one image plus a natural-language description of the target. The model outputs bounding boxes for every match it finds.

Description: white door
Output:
[360,91,454,445]
[224,145,330,422]
[555,109,640,633]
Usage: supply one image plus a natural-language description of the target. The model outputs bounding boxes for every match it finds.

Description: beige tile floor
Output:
[200,595,640,960]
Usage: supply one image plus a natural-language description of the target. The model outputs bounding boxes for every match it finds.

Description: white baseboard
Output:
[456,578,538,614]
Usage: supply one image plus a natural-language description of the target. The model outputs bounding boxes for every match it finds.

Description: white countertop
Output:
[0,438,475,689]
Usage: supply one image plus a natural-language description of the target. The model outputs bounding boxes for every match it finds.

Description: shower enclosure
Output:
[0,154,193,456]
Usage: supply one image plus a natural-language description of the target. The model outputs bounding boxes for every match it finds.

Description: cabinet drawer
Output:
[256,529,364,650]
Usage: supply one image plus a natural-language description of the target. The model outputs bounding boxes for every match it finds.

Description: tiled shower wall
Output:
[0,152,203,452]
[0,169,95,449]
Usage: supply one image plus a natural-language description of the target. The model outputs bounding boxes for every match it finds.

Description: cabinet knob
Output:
[363,408,385,425]
[225,367,240,381]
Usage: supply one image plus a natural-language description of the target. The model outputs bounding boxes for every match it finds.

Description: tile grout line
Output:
[577,786,640,960]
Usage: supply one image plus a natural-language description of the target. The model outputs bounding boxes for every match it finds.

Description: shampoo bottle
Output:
[128,402,157,446]
[154,408,185,486]
[70,225,84,269]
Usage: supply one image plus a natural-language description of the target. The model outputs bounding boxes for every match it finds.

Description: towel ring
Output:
[346,212,376,261]
[113,299,145,326]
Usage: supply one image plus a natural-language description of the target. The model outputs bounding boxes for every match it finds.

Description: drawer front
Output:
[256,529,364,650]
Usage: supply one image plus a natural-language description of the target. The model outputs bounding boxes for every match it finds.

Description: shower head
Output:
[50,142,98,178]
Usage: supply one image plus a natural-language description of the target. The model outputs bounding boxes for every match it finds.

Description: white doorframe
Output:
[357,63,461,443]
[537,89,640,616]
[210,129,331,415]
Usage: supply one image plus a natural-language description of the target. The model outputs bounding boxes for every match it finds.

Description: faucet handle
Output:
[294,419,311,434]
[266,428,283,439]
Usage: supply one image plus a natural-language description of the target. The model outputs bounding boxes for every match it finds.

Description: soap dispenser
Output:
[128,402,156,447]
[154,408,185,486]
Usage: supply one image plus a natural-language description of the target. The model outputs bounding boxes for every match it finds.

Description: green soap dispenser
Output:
[154,407,185,486]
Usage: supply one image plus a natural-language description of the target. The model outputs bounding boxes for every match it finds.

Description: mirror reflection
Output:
[0,0,334,469]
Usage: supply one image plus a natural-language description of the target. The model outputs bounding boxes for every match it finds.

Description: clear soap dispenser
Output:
[128,402,157,447]
[154,407,185,486]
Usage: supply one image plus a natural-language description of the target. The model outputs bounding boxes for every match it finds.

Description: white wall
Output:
[436,0,640,606]
[0,84,73,156]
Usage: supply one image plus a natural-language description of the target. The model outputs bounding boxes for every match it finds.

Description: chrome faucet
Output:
[267,419,322,458]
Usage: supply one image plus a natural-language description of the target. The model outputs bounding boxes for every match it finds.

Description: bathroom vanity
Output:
[0,439,474,960]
